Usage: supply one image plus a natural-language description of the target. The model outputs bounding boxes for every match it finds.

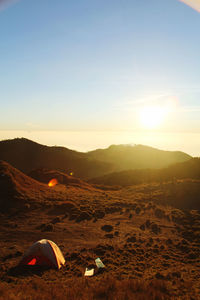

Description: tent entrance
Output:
[24,255,54,267]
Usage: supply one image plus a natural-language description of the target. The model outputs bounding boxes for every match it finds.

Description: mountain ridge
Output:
[0,138,192,179]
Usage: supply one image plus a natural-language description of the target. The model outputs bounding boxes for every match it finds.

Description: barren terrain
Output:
[0,161,199,299]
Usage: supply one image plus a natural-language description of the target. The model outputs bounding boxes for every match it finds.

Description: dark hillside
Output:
[89,158,200,187]
[0,138,112,179]
[0,139,192,180]
[28,168,92,189]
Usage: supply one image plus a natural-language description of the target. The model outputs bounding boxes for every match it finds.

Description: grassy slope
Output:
[0,162,199,298]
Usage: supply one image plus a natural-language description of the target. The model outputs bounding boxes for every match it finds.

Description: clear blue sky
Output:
[0,0,200,155]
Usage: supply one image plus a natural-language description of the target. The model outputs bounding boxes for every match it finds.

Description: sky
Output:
[0,0,200,155]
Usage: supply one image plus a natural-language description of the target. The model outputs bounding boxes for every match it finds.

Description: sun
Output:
[139,105,167,129]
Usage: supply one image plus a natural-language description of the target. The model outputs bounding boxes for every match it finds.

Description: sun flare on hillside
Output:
[48,178,58,187]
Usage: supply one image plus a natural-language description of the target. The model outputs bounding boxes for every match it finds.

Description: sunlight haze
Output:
[0,0,199,156]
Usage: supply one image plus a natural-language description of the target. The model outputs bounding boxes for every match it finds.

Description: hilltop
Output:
[87,144,191,171]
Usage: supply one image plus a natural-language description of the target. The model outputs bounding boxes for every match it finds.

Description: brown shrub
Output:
[101,225,113,232]
[140,224,145,231]
[155,208,165,219]
[42,223,54,232]
[76,211,92,222]
[94,210,105,219]
[135,207,141,215]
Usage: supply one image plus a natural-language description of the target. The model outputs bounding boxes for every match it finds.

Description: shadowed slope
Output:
[0,161,69,212]
[0,161,95,212]
[89,158,200,186]
[0,138,112,179]
[29,168,92,189]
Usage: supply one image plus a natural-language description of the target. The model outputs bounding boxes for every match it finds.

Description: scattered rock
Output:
[135,207,141,215]
[140,224,145,231]
[101,225,113,232]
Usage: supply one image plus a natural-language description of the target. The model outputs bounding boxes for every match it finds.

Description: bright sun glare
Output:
[139,105,168,129]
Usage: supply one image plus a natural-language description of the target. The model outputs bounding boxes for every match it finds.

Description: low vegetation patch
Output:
[0,276,170,300]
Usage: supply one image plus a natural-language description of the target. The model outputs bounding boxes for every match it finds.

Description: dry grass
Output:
[0,161,200,299]
[0,276,170,300]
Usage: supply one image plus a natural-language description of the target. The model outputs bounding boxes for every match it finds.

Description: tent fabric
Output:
[19,239,65,269]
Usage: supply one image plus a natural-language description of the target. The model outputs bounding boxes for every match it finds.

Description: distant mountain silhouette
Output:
[0,138,112,179]
[86,144,191,172]
[0,138,191,179]
[89,158,200,186]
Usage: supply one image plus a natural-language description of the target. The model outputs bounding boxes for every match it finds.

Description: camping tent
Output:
[19,239,65,269]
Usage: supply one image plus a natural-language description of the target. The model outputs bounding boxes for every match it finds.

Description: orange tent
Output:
[19,239,65,269]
